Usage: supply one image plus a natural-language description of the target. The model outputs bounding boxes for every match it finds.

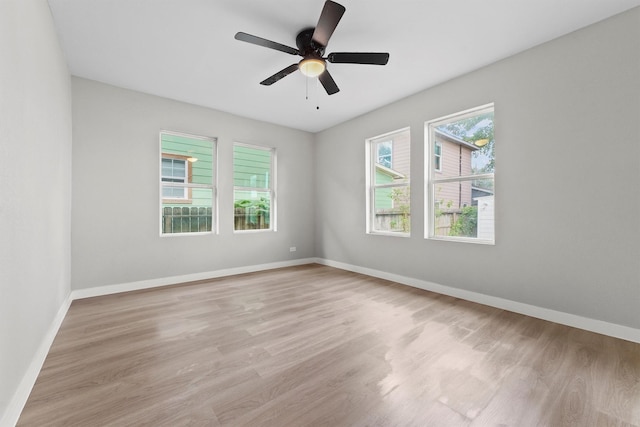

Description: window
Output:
[366,128,411,235]
[426,104,494,243]
[233,143,276,231]
[160,131,216,235]
[377,141,392,168]
[434,142,442,172]
[161,157,188,200]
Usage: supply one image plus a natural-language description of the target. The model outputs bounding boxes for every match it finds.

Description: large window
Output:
[426,104,494,243]
[160,131,216,235]
[233,143,276,231]
[366,128,411,235]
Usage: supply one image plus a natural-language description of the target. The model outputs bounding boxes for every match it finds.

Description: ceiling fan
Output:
[234,0,389,95]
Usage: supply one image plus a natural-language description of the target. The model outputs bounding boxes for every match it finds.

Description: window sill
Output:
[427,235,495,245]
[367,231,411,238]
[160,231,214,237]
[162,199,193,204]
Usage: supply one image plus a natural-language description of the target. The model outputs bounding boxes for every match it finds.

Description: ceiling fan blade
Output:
[318,69,340,95]
[312,1,346,47]
[260,64,299,86]
[235,32,299,56]
[327,52,390,65]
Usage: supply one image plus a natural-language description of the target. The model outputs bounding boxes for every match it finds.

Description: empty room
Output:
[1,0,639,425]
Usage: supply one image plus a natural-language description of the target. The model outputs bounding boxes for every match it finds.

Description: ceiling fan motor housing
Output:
[296,28,325,57]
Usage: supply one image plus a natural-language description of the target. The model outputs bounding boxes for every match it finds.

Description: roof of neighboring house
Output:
[472,186,494,197]
[435,128,479,151]
[375,163,406,179]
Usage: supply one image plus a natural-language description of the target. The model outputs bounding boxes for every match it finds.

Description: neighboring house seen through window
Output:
[366,128,411,235]
[160,131,216,235]
[425,104,495,243]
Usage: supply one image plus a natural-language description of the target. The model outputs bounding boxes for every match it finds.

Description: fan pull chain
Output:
[316,77,320,110]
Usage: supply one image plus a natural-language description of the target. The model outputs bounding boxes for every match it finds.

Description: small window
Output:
[233,143,276,231]
[161,157,188,200]
[425,104,494,243]
[366,128,411,235]
[160,131,216,235]
[377,141,392,169]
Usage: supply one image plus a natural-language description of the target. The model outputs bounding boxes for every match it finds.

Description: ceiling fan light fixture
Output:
[299,57,326,78]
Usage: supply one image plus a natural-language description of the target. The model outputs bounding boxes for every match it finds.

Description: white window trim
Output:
[233,142,277,233]
[365,127,411,237]
[159,130,218,237]
[424,103,495,245]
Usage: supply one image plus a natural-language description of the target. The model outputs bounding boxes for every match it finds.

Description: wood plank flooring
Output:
[18,264,640,426]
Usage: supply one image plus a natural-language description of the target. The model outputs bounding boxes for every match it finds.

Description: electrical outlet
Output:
[289,247,296,252]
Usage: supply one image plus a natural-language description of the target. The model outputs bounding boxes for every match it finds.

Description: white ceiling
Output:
[47,0,640,133]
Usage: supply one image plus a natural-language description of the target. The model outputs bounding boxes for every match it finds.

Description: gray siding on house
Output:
[391,130,411,178]
[434,136,475,209]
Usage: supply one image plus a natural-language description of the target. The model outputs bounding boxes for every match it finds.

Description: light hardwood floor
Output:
[18,264,640,426]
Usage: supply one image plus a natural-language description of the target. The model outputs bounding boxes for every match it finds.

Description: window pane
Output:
[161,158,187,179]
[433,180,474,211]
[233,145,271,189]
[377,141,392,168]
[162,185,186,199]
[234,190,270,230]
[161,134,214,179]
[434,111,494,178]
[161,187,213,233]
[373,186,410,233]
[162,158,173,176]
[173,160,186,176]
[373,131,410,185]
[433,178,494,240]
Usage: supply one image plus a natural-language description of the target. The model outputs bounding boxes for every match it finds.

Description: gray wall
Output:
[314,8,640,329]
[0,0,72,421]
[71,78,315,290]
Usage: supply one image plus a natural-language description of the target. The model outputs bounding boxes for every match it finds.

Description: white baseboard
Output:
[1,294,73,427]
[314,257,640,344]
[71,258,317,300]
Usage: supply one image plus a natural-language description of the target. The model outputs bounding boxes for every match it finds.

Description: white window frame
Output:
[365,127,411,237]
[425,103,495,244]
[233,142,277,233]
[159,130,217,236]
